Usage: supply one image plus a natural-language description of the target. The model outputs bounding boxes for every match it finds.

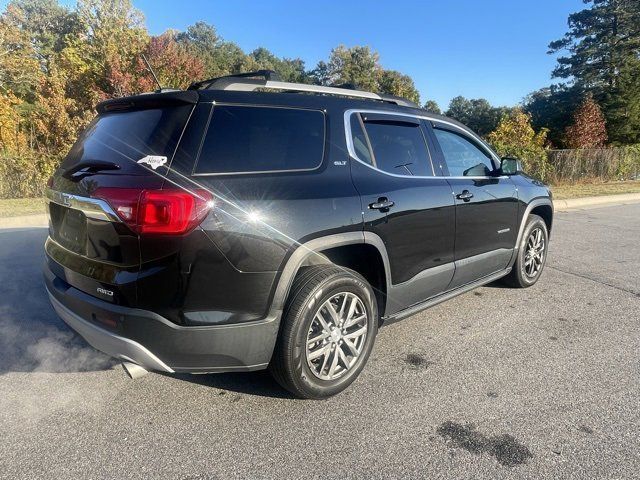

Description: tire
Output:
[503,214,549,288]
[269,264,378,399]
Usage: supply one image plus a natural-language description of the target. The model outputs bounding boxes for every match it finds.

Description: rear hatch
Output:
[45,91,198,307]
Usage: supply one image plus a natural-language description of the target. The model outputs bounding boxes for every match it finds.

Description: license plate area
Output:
[50,202,87,254]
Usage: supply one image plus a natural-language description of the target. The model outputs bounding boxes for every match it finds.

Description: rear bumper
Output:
[48,292,174,372]
[44,264,281,373]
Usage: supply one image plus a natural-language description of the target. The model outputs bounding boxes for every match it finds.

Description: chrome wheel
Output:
[523,227,545,278]
[305,292,368,381]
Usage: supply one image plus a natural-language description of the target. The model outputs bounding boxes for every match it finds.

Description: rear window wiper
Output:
[63,160,120,180]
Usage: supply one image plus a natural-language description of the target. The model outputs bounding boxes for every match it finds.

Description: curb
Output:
[553,193,640,211]
[1,193,639,229]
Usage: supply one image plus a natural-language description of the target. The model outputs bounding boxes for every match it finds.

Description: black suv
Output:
[44,71,553,399]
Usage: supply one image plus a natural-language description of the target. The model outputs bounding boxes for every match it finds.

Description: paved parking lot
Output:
[0,204,638,479]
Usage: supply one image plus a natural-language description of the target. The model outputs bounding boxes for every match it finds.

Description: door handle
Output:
[456,190,474,201]
[369,198,395,212]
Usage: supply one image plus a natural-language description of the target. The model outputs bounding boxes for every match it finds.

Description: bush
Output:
[0,154,59,199]
[487,109,553,181]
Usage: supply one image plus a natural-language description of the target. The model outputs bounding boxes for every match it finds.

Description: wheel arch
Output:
[531,203,553,235]
[509,197,554,266]
[269,232,392,319]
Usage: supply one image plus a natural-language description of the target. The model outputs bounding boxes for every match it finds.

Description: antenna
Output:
[141,53,163,91]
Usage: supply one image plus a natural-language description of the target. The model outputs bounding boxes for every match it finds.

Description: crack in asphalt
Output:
[547,264,639,298]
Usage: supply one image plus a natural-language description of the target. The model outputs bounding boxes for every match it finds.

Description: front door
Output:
[429,122,519,288]
[347,111,456,315]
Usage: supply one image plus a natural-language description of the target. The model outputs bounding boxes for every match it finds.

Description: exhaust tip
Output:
[122,361,148,379]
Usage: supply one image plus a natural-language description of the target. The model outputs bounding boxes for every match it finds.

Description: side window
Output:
[362,120,433,176]
[433,128,495,177]
[194,105,325,174]
[349,114,373,165]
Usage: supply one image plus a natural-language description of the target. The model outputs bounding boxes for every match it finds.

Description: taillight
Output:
[92,187,213,235]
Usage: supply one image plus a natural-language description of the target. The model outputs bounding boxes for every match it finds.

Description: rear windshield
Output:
[194,105,325,174]
[62,106,192,169]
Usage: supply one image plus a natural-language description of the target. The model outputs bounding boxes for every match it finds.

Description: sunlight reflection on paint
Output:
[246,210,263,223]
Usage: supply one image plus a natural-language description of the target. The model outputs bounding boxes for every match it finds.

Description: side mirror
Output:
[500,157,523,175]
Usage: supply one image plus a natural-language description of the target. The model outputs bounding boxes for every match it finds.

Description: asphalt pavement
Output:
[0,204,638,479]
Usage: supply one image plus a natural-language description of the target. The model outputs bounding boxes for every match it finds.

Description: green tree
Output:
[378,70,420,104]
[549,0,640,144]
[249,47,308,83]
[602,59,640,144]
[325,45,381,91]
[445,96,508,136]
[487,109,551,180]
[549,0,640,90]
[176,22,257,79]
[423,99,441,114]
[0,8,40,97]
[176,21,219,75]
[5,0,78,72]
[309,60,331,86]
[565,93,608,148]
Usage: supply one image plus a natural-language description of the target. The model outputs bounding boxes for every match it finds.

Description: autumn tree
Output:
[0,1,429,198]
[137,31,204,90]
[76,0,148,98]
[33,65,91,158]
[0,91,28,154]
[487,109,551,180]
[564,94,608,148]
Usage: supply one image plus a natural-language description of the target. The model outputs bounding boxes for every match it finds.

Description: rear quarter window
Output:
[194,105,325,175]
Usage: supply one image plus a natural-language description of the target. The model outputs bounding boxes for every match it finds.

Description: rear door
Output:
[347,111,456,315]
[46,92,196,306]
[428,121,518,288]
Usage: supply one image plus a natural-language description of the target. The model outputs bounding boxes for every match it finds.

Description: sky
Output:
[6,0,586,109]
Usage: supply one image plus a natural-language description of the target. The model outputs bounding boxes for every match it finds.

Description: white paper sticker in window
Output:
[137,155,167,170]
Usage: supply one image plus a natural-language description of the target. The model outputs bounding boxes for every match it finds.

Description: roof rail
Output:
[188,70,419,107]
[378,93,419,108]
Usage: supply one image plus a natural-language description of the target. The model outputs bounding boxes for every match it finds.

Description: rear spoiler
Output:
[96,90,198,114]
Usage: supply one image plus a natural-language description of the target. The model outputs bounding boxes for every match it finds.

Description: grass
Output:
[0,180,639,217]
[550,180,640,200]
[0,197,46,218]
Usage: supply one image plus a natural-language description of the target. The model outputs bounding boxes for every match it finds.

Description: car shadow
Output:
[159,370,295,399]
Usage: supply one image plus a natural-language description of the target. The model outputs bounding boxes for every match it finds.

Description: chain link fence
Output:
[547,146,640,183]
